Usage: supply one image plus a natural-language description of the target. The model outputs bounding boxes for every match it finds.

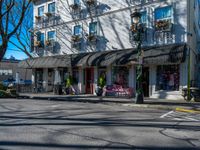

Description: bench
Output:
[103,85,134,98]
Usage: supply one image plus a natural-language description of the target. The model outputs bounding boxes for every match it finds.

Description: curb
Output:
[122,104,174,111]
[175,107,200,113]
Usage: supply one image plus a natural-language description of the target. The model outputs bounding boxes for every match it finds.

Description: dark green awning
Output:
[18,43,186,68]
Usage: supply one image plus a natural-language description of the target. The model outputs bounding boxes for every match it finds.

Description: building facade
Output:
[0,59,32,82]
[19,0,200,100]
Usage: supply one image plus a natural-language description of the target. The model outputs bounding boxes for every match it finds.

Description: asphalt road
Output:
[0,98,199,150]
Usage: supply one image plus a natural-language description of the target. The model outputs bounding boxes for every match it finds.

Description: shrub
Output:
[0,90,11,98]
[6,89,17,96]
[0,83,7,91]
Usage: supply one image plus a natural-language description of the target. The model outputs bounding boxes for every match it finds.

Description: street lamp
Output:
[131,10,144,104]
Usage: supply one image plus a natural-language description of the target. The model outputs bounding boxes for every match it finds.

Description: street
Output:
[0,98,200,150]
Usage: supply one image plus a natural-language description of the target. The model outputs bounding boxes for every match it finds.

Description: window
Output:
[38,6,44,16]
[112,67,129,87]
[74,25,81,35]
[36,32,45,46]
[48,2,55,13]
[74,0,80,4]
[47,31,56,40]
[156,65,180,91]
[140,11,147,23]
[89,22,97,35]
[155,6,172,20]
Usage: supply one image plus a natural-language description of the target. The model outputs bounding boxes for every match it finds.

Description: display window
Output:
[156,65,180,91]
[72,68,79,85]
[112,66,129,87]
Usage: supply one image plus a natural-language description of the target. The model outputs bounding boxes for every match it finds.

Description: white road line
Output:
[184,117,199,122]
[160,111,174,118]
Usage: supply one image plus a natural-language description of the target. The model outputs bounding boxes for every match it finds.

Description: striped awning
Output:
[18,43,186,68]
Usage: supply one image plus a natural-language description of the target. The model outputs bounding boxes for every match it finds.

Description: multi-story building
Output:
[0,59,32,82]
[19,0,199,99]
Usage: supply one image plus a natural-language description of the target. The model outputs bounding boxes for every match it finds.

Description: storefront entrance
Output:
[85,68,94,94]
[142,67,149,97]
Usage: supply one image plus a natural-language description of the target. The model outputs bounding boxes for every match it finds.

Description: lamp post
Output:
[131,10,144,104]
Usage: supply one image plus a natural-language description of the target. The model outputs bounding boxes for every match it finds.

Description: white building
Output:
[19,0,200,100]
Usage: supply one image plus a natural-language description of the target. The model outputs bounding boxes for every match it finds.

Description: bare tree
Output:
[9,2,33,58]
[0,0,32,60]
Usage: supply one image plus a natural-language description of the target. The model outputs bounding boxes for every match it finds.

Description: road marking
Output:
[160,111,174,118]
[175,107,200,114]
[160,110,200,122]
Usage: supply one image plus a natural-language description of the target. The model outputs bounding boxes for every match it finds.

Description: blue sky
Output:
[4,37,28,60]
[3,2,32,61]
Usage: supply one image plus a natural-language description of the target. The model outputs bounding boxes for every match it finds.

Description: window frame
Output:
[38,6,44,16]
[73,25,82,36]
[48,2,56,14]
[89,22,98,35]
[47,30,56,41]
[154,6,172,21]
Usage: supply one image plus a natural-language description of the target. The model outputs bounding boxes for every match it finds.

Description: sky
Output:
[3,1,32,61]
[4,38,28,60]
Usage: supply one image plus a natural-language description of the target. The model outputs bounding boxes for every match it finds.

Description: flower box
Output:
[34,41,41,47]
[45,40,51,46]
[35,16,41,20]
[86,0,96,6]
[45,12,52,17]
[155,20,172,31]
[71,35,81,42]
[70,3,80,10]
[87,34,97,42]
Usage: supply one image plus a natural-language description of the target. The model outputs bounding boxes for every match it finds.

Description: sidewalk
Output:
[19,93,200,112]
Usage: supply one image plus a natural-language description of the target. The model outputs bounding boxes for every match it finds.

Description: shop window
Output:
[156,65,180,91]
[38,6,44,16]
[112,67,129,87]
[72,69,79,84]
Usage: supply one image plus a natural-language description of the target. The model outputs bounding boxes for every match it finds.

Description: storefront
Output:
[19,43,187,99]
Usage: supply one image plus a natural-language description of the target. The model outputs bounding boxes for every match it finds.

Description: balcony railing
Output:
[34,13,61,29]
[87,33,98,43]
[71,35,82,49]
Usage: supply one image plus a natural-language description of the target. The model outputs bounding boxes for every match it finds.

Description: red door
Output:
[85,68,94,94]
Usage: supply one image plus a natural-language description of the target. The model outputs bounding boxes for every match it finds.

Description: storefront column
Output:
[93,67,98,95]
[106,66,112,85]
[78,67,83,94]
[43,68,48,92]
[180,62,188,89]
[31,69,36,92]
[149,66,156,96]
[129,65,136,89]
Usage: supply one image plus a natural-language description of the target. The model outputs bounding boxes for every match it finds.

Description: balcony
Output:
[86,0,97,7]
[87,33,98,43]
[45,40,56,53]
[71,35,82,49]
[34,13,61,29]
[155,19,172,32]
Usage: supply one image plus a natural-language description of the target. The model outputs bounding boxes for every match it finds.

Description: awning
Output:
[18,55,71,69]
[18,43,186,68]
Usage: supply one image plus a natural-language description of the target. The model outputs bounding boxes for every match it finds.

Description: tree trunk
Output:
[0,42,8,61]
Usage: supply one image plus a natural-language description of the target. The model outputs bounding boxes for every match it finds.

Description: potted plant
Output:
[45,40,51,46]
[34,41,42,47]
[71,35,81,42]
[86,0,96,6]
[96,75,106,96]
[65,75,73,95]
[45,12,52,17]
